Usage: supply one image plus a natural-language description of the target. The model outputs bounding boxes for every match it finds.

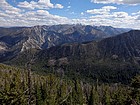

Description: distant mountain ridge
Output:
[1,27,139,84]
[31,30,140,83]
[0,24,130,62]
[36,30,140,62]
[9,30,140,69]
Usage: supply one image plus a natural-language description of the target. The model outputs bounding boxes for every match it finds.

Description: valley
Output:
[0,25,140,105]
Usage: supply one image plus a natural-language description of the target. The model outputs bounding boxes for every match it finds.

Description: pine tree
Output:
[88,86,99,105]
[35,78,43,105]
[102,86,111,105]
[0,70,27,105]
[131,75,140,104]
[72,79,84,105]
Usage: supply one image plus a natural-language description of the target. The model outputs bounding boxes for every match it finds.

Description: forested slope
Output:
[0,64,140,105]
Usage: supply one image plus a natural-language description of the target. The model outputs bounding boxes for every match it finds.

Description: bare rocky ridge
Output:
[0,25,130,61]
[37,30,140,64]
[31,30,140,83]
[1,28,139,84]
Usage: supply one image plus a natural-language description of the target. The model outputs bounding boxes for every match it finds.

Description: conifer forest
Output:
[0,64,140,105]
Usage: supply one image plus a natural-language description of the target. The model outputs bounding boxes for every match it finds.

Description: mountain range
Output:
[0,25,130,62]
[26,30,138,83]
[1,24,140,83]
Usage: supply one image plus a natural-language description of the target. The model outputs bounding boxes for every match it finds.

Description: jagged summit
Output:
[37,30,140,63]
[0,25,130,61]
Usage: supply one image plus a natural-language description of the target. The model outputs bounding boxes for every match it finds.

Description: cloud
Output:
[102,6,117,10]
[132,11,140,15]
[17,1,35,10]
[0,0,68,26]
[132,11,140,20]
[0,9,71,26]
[87,6,117,15]
[91,0,140,5]
[55,4,64,9]
[69,12,77,15]
[81,12,84,15]
[86,6,140,29]
[0,11,9,17]
[137,16,140,20]
[0,0,140,29]
[18,0,64,10]
[113,12,128,18]
[67,6,71,8]
[0,0,21,12]
[5,10,20,15]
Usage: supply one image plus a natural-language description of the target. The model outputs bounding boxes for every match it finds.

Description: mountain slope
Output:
[94,26,131,37]
[0,25,130,62]
[30,30,140,83]
[98,30,140,61]
[2,30,140,84]
[36,30,140,62]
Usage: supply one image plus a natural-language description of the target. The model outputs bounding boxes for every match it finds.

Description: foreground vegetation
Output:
[0,64,140,105]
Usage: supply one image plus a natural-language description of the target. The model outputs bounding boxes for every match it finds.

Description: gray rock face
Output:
[0,25,130,61]
[93,26,131,36]
[38,30,140,63]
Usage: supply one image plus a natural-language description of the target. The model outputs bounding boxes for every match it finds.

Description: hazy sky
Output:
[0,0,140,29]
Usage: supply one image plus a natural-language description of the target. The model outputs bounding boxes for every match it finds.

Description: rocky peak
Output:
[0,25,131,62]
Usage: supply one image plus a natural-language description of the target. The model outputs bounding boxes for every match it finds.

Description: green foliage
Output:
[72,79,84,105]
[0,64,140,105]
[131,75,140,89]
[102,86,111,105]
[88,86,99,105]
[130,75,140,104]
[111,86,130,105]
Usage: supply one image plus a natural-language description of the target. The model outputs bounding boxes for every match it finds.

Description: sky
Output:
[0,0,140,29]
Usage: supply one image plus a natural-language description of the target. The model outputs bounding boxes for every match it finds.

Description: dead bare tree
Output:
[25,50,36,105]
